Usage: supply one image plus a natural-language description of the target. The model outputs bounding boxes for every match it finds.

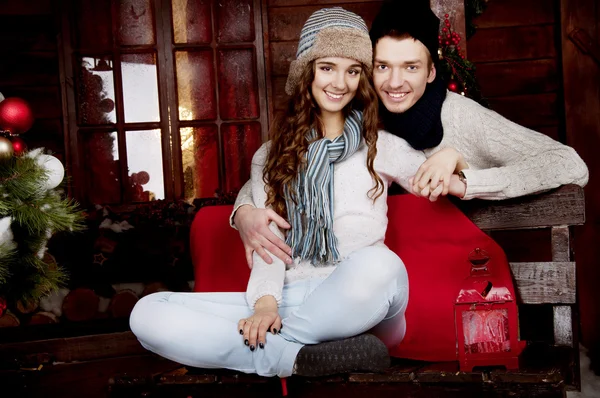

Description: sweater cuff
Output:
[246,281,283,310]
[460,168,509,200]
[229,203,255,230]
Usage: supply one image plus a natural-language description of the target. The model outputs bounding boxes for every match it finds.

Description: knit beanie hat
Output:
[369,1,440,63]
[285,7,373,95]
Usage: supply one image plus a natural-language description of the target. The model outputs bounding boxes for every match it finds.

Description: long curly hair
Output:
[264,60,384,218]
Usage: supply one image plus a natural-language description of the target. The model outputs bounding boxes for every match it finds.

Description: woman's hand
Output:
[234,205,293,268]
[410,148,468,200]
[238,296,282,350]
[411,173,467,201]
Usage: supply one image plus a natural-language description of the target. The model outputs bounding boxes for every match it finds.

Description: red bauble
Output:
[0,97,34,135]
[11,137,27,155]
[136,171,150,185]
[448,81,459,92]
[0,297,6,317]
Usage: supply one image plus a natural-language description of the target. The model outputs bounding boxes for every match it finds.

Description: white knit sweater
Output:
[238,92,589,308]
[245,132,425,309]
[433,92,588,199]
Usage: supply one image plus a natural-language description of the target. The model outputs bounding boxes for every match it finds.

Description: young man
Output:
[230,1,588,268]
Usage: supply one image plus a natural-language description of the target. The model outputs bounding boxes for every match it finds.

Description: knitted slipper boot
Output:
[293,334,390,377]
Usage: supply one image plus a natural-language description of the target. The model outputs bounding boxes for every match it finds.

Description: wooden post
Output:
[430,0,467,56]
[551,226,574,347]
[561,0,600,363]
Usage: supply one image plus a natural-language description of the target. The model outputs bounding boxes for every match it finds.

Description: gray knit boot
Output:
[293,334,390,377]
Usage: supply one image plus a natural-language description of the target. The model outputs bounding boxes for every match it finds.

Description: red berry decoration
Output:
[0,97,34,135]
[10,136,26,155]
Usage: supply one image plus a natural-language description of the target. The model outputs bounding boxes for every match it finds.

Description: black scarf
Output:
[380,75,447,150]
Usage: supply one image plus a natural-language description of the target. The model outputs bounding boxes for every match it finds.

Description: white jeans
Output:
[129,246,409,377]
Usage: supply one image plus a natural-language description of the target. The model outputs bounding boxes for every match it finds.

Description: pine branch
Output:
[0,244,15,285]
[0,156,48,200]
[466,0,489,39]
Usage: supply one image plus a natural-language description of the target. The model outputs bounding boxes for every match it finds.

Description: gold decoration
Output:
[0,136,14,160]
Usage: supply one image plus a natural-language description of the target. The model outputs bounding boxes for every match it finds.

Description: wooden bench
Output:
[0,185,585,397]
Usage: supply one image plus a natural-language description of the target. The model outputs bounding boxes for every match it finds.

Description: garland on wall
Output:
[437,0,489,107]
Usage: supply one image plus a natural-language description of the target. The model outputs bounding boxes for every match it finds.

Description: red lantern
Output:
[455,248,526,371]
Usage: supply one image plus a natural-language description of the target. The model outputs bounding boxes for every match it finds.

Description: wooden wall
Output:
[470,0,561,141]
[0,0,65,161]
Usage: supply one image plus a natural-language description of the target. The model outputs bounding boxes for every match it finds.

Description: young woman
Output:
[130,7,463,378]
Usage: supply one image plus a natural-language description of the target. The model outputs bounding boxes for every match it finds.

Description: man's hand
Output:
[234,205,292,268]
[238,296,281,350]
[411,148,468,198]
[411,173,466,201]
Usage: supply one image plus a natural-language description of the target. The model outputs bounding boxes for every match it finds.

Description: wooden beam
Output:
[551,226,571,262]
[510,262,576,304]
[0,332,146,364]
[553,306,573,346]
[456,185,585,231]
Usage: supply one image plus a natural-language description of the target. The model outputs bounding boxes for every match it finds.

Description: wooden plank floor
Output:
[0,331,572,398]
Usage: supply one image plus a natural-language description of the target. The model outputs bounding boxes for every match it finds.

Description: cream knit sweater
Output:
[236,92,589,307]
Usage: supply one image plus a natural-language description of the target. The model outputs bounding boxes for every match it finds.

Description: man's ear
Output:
[427,64,436,83]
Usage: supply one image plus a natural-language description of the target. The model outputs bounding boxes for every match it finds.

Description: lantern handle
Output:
[469,248,490,274]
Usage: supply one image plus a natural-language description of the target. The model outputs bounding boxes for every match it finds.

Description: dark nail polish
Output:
[239,329,243,335]
[250,345,255,351]
[267,327,271,333]
[259,342,264,349]
[272,328,277,334]
[244,339,249,346]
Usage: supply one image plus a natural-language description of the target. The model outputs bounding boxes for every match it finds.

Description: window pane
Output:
[172,0,212,44]
[121,53,160,123]
[119,0,155,46]
[217,50,259,120]
[216,0,254,43]
[126,129,165,201]
[74,0,112,50]
[222,123,261,192]
[81,131,121,204]
[176,51,217,121]
[181,125,219,200]
[78,57,116,125]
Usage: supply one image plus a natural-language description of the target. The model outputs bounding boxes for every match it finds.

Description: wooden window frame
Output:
[58,0,269,205]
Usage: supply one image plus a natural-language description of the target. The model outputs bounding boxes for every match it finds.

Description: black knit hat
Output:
[370,0,440,63]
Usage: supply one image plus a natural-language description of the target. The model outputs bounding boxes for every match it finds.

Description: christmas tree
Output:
[0,94,84,310]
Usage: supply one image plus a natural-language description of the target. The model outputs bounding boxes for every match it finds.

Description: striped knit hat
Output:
[285,7,373,95]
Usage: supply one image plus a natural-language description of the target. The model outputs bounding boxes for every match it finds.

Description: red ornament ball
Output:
[448,81,459,92]
[0,97,34,135]
[0,296,6,317]
[99,98,115,114]
[136,171,150,185]
[10,137,27,155]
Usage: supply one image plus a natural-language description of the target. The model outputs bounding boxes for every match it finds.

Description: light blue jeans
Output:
[129,246,409,377]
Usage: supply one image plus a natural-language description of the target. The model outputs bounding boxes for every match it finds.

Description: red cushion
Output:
[191,196,516,362]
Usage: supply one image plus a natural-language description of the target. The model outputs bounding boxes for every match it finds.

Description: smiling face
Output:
[373,36,436,114]
[310,57,363,117]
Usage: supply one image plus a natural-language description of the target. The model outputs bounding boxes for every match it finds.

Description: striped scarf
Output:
[285,110,363,264]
